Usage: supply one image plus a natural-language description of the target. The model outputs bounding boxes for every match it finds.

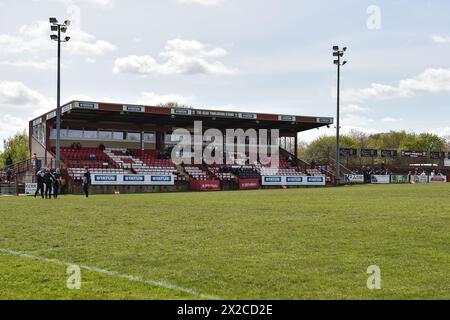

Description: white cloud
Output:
[0,81,52,107]
[341,104,370,114]
[113,39,237,76]
[177,0,224,6]
[342,68,450,103]
[63,94,116,104]
[381,117,402,123]
[428,127,450,139]
[342,114,375,127]
[0,58,56,70]
[431,34,450,44]
[34,0,113,8]
[0,81,55,145]
[63,92,192,106]
[137,92,193,105]
[0,20,117,57]
[0,114,29,145]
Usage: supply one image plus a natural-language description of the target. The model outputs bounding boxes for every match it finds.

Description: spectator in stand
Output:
[34,169,45,199]
[99,144,105,151]
[82,168,91,198]
[31,153,38,171]
[6,168,13,184]
[44,168,55,199]
[53,168,62,199]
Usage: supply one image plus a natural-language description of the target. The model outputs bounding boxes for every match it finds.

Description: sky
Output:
[0,0,450,150]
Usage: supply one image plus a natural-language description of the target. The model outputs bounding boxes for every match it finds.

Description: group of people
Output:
[34,168,62,199]
[34,167,92,198]
[409,169,445,177]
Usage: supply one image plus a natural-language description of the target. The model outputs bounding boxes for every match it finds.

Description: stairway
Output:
[104,148,151,171]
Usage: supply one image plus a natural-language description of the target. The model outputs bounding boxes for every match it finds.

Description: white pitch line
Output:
[0,248,221,300]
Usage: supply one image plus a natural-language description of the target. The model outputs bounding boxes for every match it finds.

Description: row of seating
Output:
[208,167,234,181]
[184,166,212,181]
[259,168,304,176]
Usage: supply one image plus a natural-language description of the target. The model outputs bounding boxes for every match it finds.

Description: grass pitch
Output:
[0,184,449,300]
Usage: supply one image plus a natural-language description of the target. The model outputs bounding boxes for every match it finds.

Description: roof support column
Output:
[295,133,298,159]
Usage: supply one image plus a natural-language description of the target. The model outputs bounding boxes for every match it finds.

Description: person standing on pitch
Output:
[34,169,45,199]
[82,168,91,198]
[53,168,62,199]
[43,168,55,199]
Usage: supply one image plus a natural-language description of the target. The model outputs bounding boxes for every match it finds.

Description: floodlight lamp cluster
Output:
[332,46,348,66]
[49,17,71,42]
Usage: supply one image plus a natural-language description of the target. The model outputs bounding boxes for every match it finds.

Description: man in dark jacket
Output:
[34,169,45,199]
[53,168,62,199]
[82,168,91,198]
[44,169,55,199]
[6,168,13,184]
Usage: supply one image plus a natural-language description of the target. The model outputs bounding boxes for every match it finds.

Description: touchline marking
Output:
[0,248,221,300]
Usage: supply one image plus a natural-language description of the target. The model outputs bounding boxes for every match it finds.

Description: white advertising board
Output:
[345,175,365,183]
[261,176,326,186]
[371,175,391,184]
[92,174,175,186]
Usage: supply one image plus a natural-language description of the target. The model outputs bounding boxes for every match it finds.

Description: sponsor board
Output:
[361,149,378,158]
[317,117,333,124]
[278,115,296,122]
[445,159,450,167]
[193,110,237,118]
[62,103,73,114]
[32,118,43,126]
[411,175,429,184]
[340,148,357,157]
[381,150,398,158]
[25,183,37,195]
[261,176,326,186]
[430,152,445,159]
[262,176,283,186]
[429,175,447,183]
[345,174,365,183]
[239,113,257,120]
[46,111,56,120]
[123,105,145,113]
[92,174,175,186]
[171,108,192,116]
[401,151,427,158]
[75,102,99,110]
[239,179,260,190]
[188,180,221,191]
[371,175,391,184]
[390,175,409,184]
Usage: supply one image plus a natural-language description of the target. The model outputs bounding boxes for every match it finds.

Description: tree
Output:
[300,131,447,167]
[0,131,29,169]
[301,135,357,163]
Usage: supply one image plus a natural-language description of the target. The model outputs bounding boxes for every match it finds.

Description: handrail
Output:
[328,158,353,175]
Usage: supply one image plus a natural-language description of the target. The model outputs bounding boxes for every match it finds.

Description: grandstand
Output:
[15,100,335,194]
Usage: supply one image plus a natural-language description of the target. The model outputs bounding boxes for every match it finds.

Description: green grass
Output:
[0,184,449,300]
